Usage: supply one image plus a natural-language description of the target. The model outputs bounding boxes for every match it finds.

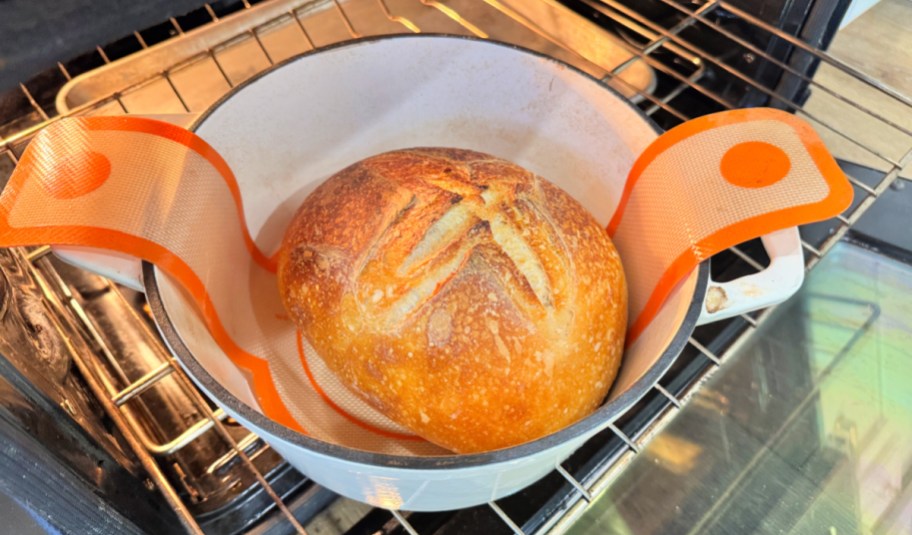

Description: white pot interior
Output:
[153,36,700,457]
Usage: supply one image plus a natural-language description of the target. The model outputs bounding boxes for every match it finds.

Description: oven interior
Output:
[1,0,910,534]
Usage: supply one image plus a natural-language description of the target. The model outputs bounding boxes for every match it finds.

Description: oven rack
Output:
[1,0,909,533]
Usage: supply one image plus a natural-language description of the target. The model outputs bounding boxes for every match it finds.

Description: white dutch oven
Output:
[58,35,803,511]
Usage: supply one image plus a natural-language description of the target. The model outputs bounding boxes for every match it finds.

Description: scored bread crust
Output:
[278,148,627,453]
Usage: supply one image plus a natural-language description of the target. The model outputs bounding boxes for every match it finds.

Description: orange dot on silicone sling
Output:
[720,141,790,188]
[38,150,112,199]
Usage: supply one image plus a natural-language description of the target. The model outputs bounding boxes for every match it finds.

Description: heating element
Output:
[1,0,910,533]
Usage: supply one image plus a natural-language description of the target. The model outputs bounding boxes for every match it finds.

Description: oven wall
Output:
[0,0,214,92]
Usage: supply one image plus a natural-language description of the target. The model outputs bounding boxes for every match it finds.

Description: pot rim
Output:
[143,34,709,470]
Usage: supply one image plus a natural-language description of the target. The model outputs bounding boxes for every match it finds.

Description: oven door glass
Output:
[570,240,912,535]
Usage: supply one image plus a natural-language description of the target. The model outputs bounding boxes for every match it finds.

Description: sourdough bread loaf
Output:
[278,148,626,453]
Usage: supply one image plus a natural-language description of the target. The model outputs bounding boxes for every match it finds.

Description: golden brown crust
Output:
[278,148,627,453]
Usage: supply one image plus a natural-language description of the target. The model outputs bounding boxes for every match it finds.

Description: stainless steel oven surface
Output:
[0,0,910,533]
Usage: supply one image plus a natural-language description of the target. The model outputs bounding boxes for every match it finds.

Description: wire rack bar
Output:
[56,62,73,80]
[420,0,488,37]
[810,147,912,266]
[20,252,205,534]
[588,0,905,167]
[18,84,50,121]
[556,464,593,502]
[718,1,912,108]
[170,17,187,35]
[289,8,318,48]
[163,73,193,112]
[134,31,150,49]
[111,361,175,406]
[390,510,419,535]
[206,432,262,474]
[687,336,721,365]
[204,3,221,22]
[600,5,703,67]
[654,0,912,139]
[23,248,306,532]
[24,245,52,261]
[607,422,639,453]
[377,0,421,32]
[634,1,718,60]
[145,409,230,455]
[490,501,526,535]
[728,245,764,272]
[654,383,682,408]
[334,0,362,37]
[638,69,701,119]
[109,277,310,532]
[95,45,112,64]
[739,313,758,328]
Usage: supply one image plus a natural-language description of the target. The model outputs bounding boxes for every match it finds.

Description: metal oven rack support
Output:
[2,0,910,533]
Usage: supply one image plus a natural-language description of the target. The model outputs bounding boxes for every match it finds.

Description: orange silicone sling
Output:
[0,110,851,446]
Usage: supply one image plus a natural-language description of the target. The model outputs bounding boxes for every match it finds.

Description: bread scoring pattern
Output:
[279,148,627,453]
[354,149,572,333]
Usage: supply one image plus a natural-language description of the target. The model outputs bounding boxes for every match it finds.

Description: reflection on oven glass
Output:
[570,241,912,535]
[0,491,46,535]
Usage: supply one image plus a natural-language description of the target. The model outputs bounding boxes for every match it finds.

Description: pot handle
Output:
[696,227,804,325]
[52,246,145,291]
[45,113,201,293]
